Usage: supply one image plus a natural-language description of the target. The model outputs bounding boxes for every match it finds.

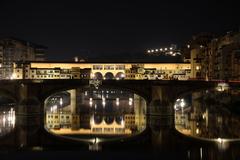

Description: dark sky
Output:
[0,0,239,60]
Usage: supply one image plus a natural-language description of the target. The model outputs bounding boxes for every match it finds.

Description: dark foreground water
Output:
[0,87,240,160]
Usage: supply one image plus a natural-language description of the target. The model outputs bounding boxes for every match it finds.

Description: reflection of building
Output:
[45,112,80,129]
[124,114,136,129]
[175,89,240,139]
[45,88,147,136]
[0,107,15,136]
[79,114,91,129]
[0,38,46,79]
[90,116,131,134]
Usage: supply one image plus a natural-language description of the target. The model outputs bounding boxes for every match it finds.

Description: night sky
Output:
[0,0,239,60]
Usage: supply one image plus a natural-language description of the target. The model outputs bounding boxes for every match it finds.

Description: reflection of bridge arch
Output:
[115,116,123,125]
[94,72,103,80]
[104,115,114,124]
[115,72,125,79]
[92,115,124,125]
[94,115,103,124]
[104,72,114,80]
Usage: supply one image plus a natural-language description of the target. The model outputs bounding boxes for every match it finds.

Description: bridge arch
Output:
[94,72,103,80]
[104,72,114,80]
[115,72,125,80]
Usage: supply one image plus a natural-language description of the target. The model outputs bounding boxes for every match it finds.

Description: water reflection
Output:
[45,88,146,137]
[0,104,15,137]
[175,88,240,140]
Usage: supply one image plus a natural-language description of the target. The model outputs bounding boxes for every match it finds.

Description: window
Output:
[104,65,114,70]
[115,65,125,70]
[93,65,103,70]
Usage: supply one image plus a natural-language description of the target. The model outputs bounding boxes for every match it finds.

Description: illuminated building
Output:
[13,61,191,80]
[187,31,240,80]
[0,38,46,79]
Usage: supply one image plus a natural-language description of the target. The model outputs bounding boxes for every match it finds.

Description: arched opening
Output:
[115,72,125,80]
[44,87,147,140]
[174,87,240,141]
[104,72,114,80]
[94,72,103,80]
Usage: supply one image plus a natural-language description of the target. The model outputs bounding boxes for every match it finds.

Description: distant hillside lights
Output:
[146,44,181,56]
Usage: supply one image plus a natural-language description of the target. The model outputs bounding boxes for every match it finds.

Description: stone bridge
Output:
[0,79,224,149]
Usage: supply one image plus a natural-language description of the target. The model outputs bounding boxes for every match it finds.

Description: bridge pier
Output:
[15,83,42,148]
[148,86,177,149]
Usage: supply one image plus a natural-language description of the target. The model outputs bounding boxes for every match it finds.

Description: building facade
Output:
[0,38,47,79]
[187,31,240,81]
[13,61,192,80]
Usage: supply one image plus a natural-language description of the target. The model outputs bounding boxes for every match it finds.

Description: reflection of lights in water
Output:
[50,105,58,113]
[200,147,202,159]
[59,98,63,106]
[216,82,229,92]
[174,98,186,110]
[217,137,222,143]
[129,98,133,106]
[102,97,106,107]
[89,101,93,107]
[216,138,229,150]
[90,115,95,126]
[121,118,124,126]
[180,101,185,108]
[196,128,199,134]
[89,98,93,107]
[116,98,119,106]
[174,104,177,110]
[45,89,147,136]
[0,108,15,135]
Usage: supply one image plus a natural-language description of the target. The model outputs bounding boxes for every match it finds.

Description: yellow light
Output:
[196,128,199,134]
[10,73,17,80]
